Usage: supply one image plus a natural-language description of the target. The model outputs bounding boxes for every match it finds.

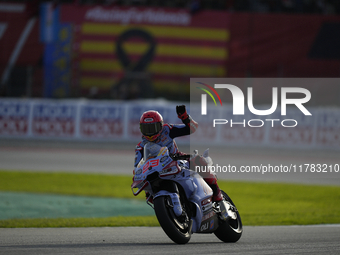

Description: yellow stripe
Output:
[81,41,115,53]
[156,44,228,60]
[80,59,121,72]
[80,77,116,89]
[80,59,225,76]
[81,41,228,60]
[82,23,229,41]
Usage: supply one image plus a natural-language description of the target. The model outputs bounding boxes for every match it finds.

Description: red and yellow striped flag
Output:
[61,5,229,98]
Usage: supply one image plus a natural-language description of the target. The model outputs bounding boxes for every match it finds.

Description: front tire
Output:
[214,190,243,242]
[154,196,191,244]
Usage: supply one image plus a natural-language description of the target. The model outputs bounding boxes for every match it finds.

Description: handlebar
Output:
[170,153,191,161]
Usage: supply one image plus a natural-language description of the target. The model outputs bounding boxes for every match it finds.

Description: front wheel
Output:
[154,196,191,244]
[214,190,243,242]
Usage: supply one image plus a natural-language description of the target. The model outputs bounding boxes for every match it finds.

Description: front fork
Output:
[168,193,183,217]
[153,190,183,217]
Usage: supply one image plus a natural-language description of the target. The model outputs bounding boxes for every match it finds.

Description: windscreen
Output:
[143,142,162,160]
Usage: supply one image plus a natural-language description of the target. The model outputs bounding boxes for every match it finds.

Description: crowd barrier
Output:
[0,98,339,150]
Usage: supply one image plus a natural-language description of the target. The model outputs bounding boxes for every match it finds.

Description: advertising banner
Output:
[79,102,124,139]
[31,101,76,137]
[189,105,220,143]
[315,108,340,148]
[0,100,30,136]
[267,108,316,148]
[219,109,267,146]
[0,97,339,150]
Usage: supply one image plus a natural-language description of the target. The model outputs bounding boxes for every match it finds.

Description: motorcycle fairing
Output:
[131,179,149,196]
[131,142,218,234]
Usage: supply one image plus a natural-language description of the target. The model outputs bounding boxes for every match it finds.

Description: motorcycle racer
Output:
[134,105,223,203]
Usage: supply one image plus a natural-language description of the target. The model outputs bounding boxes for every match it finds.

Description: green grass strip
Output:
[0,170,340,227]
[0,171,136,199]
[0,216,159,228]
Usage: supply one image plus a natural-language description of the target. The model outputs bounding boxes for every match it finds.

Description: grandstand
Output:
[0,0,339,103]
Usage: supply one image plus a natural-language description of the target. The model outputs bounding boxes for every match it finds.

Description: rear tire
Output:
[154,196,191,244]
[214,190,243,243]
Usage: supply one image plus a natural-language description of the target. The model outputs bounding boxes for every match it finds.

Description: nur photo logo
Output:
[196,82,222,115]
[196,82,312,128]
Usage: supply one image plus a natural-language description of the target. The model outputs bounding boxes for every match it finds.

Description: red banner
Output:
[0,2,43,96]
[227,13,340,78]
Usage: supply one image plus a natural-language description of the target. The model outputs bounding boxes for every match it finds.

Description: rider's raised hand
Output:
[176,105,189,121]
[177,105,198,133]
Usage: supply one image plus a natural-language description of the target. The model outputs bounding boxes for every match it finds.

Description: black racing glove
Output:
[176,105,190,124]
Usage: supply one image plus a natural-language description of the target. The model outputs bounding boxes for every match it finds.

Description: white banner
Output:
[0,98,339,150]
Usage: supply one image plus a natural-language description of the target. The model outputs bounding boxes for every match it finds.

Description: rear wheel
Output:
[154,196,191,244]
[214,190,243,242]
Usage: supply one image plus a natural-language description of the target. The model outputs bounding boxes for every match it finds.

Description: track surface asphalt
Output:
[1,225,340,255]
[1,139,339,254]
[1,138,339,185]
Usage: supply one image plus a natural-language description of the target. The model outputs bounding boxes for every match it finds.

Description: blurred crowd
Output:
[0,0,340,15]
[227,0,340,14]
[78,0,340,15]
[3,0,339,15]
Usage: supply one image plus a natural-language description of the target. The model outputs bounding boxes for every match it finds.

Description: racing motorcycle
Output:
[131,142,243,244]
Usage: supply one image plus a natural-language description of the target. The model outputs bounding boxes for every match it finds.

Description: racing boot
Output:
[191,151,236,221]
[190,152,223,202]
[204,176,223,202]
